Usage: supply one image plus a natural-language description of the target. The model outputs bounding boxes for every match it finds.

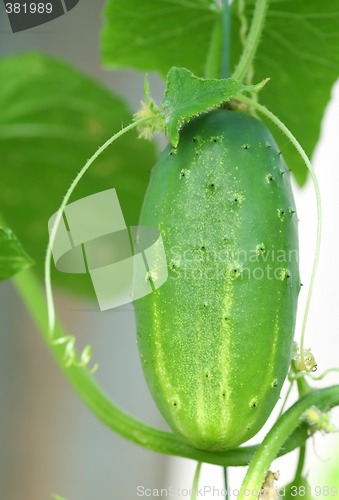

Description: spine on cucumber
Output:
[134,109,300,451]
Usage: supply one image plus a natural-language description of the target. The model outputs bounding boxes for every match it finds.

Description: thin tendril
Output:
[232,0,269,82]
[44,117,151,338]
[236,0,255,89]
[236,95,322,372]
[237,0,248,48]
[279,378,295,417]
[309,367,339,381]
[191,462,202,500]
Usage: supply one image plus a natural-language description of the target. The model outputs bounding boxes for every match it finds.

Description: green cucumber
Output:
[135,109,300,451]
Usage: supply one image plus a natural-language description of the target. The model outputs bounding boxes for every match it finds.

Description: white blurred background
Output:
[0,1,338,499]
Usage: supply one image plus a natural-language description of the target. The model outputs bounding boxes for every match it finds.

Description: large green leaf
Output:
[101,0,220,77]
[0,227,34,281]
[231,0,339,184]
[102,0,339,185]
[0,53,156,297]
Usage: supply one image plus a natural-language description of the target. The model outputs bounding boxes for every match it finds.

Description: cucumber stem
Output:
[232,0,269,82]
[205,14,223,78]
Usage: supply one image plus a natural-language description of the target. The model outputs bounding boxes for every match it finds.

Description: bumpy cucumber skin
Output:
[135,109,300,451]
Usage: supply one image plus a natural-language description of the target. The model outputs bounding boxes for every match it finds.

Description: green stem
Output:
[8,267,331,467]
[221,0,231,78]
[205,16,223,79]
[232,0,269,82]
[310,368,339,381]
[237,0,249,48]
[294,445,306,483]
[238,386,339,500]
[278,378,294,417]
[205,0,231,79]
[294,368,309,485]
[296,374,313,398]
[191,462,202,500]
[237,95,322,372]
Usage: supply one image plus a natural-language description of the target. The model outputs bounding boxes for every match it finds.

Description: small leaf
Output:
[163,67,267,146]
[0,227,34,281]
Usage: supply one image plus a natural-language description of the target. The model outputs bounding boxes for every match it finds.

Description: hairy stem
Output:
[238,386,339,500]
[232,0,269,82]
[295,445,306,483]
[237,95,322,372]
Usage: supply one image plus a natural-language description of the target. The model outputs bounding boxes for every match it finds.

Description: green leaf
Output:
[231,0,339,185]
[101,0,220,77]
[101,0,339,184]
[0,227,34,281]
[0,53,156,297]
[163,67,267,146]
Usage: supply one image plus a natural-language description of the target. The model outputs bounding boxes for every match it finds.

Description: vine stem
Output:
[310,367,339,381]
[191,462,202,500]
[205,0,230,79]
[205,15,223,79]
[44,116,151,337]
[232,0,269,82]
[238,385,339,500]
[294,445,306,484]
[236,95,322,371]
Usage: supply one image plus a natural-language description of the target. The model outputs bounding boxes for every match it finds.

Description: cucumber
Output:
[134,109,300,451]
